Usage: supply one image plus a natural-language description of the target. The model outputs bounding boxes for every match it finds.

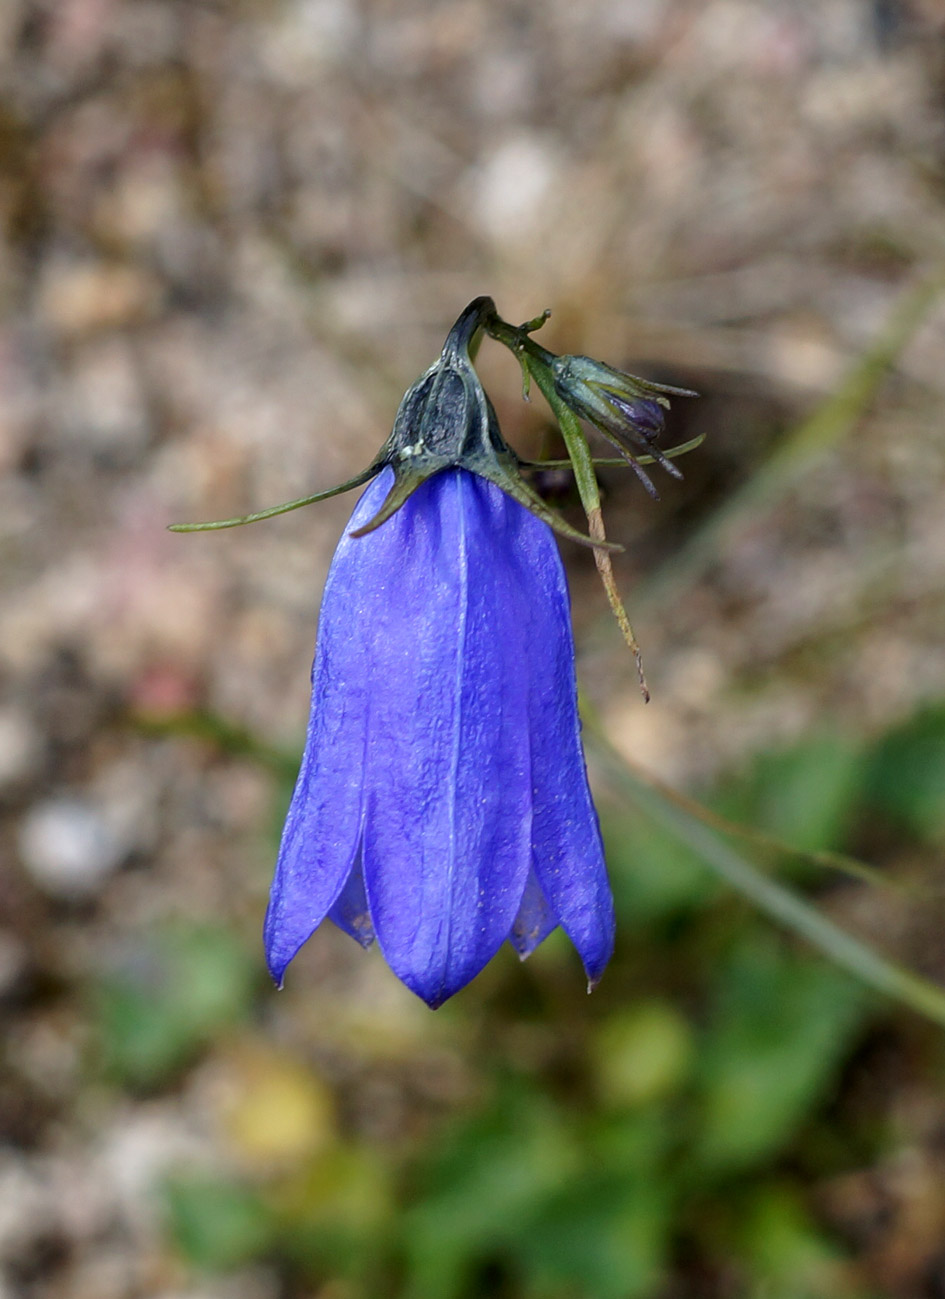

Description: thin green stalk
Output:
[638,765,914,896]
[521,434,705,470]
[590,729,945,1027]
[168,466,379,532]
[525,361,602,511]
[639,265,945,608]
[527,359,650,697]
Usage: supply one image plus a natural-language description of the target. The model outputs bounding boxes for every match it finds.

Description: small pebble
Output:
[18,798,127,899]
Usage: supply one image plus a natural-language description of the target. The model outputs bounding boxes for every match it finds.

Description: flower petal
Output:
[328,856,375,949]
[263,473,395,984]
[360,471,535,1007]
[517,522,615,986]
[509,866,558,960]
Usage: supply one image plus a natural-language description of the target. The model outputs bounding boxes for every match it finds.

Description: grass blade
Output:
[591,731,945,1028]
[640,265,945,607]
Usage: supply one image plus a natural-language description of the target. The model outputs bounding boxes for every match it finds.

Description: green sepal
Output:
[168,465,381,533]
[517,433,705,471]
[474,458,623,553]
[362,297,620,551]
[169,298,698,552]
[349,467,430,537]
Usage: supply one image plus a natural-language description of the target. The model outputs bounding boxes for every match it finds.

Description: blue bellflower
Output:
[265,465,614,1008]
[261,299,618,1008]
[174,298,694,1007]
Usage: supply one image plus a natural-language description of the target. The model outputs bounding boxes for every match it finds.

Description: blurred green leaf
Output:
[519,1113,673,1298]
[94,922,257,1087]
[864,704,945,845]
[520,1178,672,1299]
[277,1145,393,1280]
[595,738,945,1028]
[163,1172,274,1271]
[734,1183,860,1298]
[717,735,866,857]
[694,936,865,1173]
[403,1087,580,1299]
[592,1001,695,1109]
[602,810,718,926]
[132,707,298,781]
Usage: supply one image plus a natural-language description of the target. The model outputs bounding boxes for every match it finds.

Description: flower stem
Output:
[589,725,945,1028]
[528,356,650,698]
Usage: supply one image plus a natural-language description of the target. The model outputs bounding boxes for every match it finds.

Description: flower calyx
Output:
[356,297,618,551]
[168,296,697,552]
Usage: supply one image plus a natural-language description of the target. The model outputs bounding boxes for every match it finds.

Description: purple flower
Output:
[170,298,695,1008]
[264,465,614,1008]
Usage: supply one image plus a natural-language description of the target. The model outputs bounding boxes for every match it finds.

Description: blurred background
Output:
[3,1,945,1296]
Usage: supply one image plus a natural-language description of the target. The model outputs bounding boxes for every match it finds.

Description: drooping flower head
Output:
[171,298,696,1006]
[265,465,613,1007]
[265,301,616,1007]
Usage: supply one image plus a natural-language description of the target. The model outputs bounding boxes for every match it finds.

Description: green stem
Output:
[638,265,945,608]
[590,726,945,1027]
[525,358,649,696]
[525,361,602,515]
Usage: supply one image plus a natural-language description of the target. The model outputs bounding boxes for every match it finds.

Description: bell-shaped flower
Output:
[172,298,694,1008]
[264,465,614,1007]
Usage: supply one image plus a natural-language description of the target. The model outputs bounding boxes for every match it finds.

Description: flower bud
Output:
[551,354,696,497]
